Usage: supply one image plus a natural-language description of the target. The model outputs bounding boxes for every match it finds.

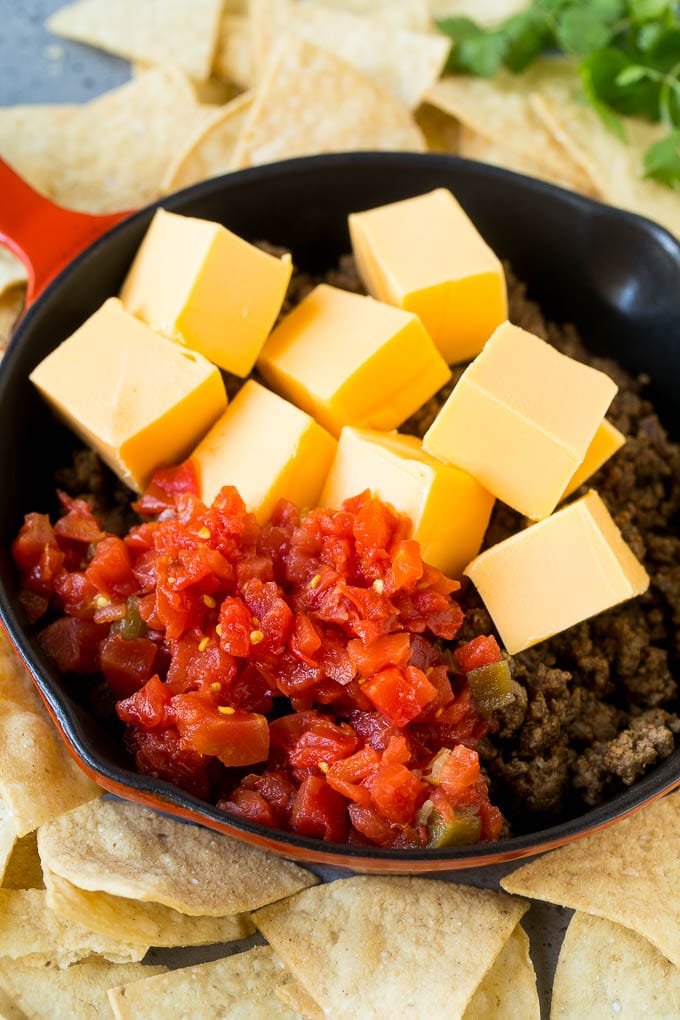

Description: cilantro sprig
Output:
[437,0,680,187]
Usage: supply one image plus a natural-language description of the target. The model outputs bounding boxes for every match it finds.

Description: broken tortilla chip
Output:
[0,802,17,886]
[501,792,680,967]
[0,286,24,354]
[232,34,426,169]
[213,13,257,89]
[46,0,223,82]
[108,946,299,1020]
[458,125,599,196]
[415,101,460,153]
[276,979,324,1020]
[463,924,539,1020]
[530,92,680,238]
[162,92,255,193]
[0,888,147,967]
[2,831,44,891]
[425,62,594,191]
[0,250,27,300]
[251,0,449,109]
[43,867,254,948]
[552,911,680,1018]
[0,631,99,837]
[0,958,165,1020]
[253,876,528,1019]
[37,797,316,915]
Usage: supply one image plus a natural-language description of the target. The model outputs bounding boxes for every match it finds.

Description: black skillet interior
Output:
[1,152,679,863]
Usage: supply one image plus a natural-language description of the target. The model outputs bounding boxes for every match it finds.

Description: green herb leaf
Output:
[643,127,680,183]
[631,0,673,23]
[557,9,616,55]
[581,48,661,118]
[616,64,655,85]
[501,11,553,71]
[437,17,507,77]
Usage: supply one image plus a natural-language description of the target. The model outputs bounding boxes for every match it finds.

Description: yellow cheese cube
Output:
[191,380,336,521]
[423,321,618,520]
[465,490,649,655]
[29,298,227,492]
[257,284,451,437]
[321,428,494,577]
[561,419,625,501]
[120,209,292,377]
[349,188,507,364]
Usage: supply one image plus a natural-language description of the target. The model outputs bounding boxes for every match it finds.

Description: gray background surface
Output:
[0,2,573,1015]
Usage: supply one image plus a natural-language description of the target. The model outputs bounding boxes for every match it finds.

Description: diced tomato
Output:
[368,761,425,825]
[132,460,199,516]
[347,802,397,848]
[218,787,275,827]
[362,665,436,727]
[12,513,58,572]
[99,632,158,699]
[127,726,211,801]
[437,745,481,799]
[85,537,137,600]
[347,632,410,677]
[288,717,358,770]
[38,617,107,674]
[170,691,269,767]
[117,674,172,729]
[389,539,423,591]
[453,636,502,673]
[218,597,253,657]
[289,774,347,842]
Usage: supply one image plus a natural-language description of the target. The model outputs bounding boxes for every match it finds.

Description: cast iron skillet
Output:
[0,152,679,872]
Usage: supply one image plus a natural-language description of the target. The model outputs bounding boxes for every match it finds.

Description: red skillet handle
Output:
[0,157,131,308]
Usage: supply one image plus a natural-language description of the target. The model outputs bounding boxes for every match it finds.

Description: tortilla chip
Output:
[425,62,595,191]
[415,101,460,152]
[0,286,24,354]
[0,888,147,967]
[463,924,539,1019]
[530,93,680,238]
[251,0,449,109]
[233,34,426,169]
[38,797,316,915]
[2,832,44,890]
[315,0,431,32]
[458,124,600,196]
[0,986,25,1020]
[502,792,680,967]
[552,911,680,1017]
[43,867,254,948]
[108,945,299,1020]
[214,13,257,89]
[0,68,203,213]
[0,105,77,198]
[0,250,27,300]
[0,802,17,887]
[428,0,526,22]
[0,632,100,837]
[162,92,255,193]
[46,0,222,82]
[131,61,240,105]
[253,876,528,1018]
[0,958,165,1020]
[276,979,324,1020]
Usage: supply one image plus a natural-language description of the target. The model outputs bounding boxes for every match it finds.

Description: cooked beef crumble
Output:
[57,253,680,834]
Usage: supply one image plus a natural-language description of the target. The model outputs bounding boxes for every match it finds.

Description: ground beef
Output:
[57,254,680,834]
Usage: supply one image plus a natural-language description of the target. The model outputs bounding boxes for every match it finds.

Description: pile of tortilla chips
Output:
[2,0,679,357]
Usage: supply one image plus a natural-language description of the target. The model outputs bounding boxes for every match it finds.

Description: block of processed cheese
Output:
[464,489,649,655]
[120,208,292,377]
[29,298,227,493]
[256,283,451,437]
[349,188,507,364]
[191,379,336,521]
[422,321,618,520]
[321,427,494,577]
[561,418,625,501]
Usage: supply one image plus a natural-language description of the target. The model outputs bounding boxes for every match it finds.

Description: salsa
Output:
[12,463,509,849]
